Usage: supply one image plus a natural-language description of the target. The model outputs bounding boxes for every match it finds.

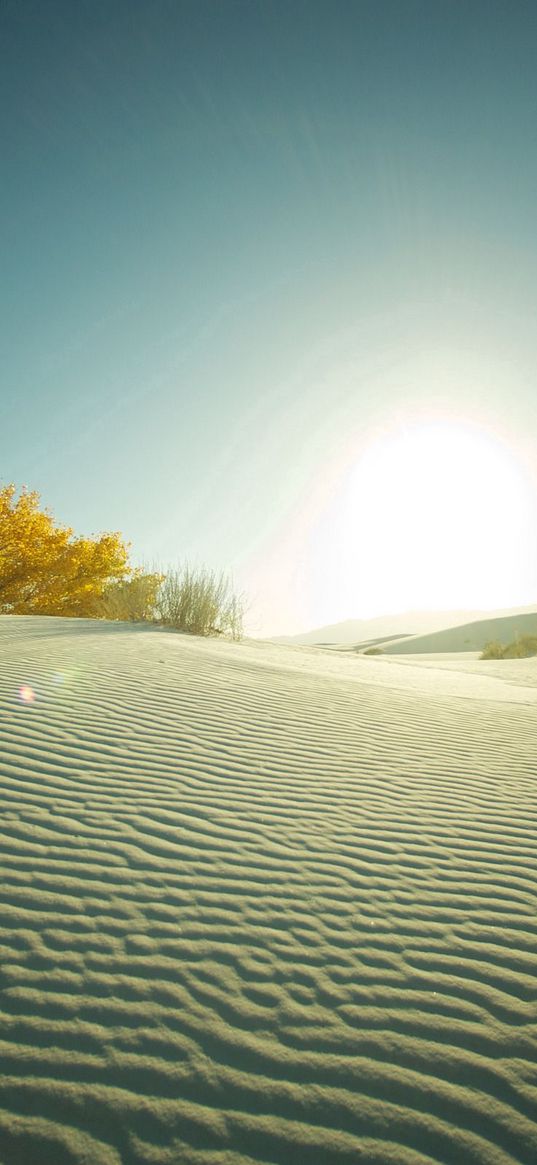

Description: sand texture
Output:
[1,616,537,1165]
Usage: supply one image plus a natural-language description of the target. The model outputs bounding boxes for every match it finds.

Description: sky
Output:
[2,0,537,636]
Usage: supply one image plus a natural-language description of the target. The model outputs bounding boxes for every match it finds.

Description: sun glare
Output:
[312,419,536,618]
[18,684,36,704]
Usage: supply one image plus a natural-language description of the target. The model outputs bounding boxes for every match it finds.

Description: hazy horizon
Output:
[271,600,537,643]
[3,1,537,636]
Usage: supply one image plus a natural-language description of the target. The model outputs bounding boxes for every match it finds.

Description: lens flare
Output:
[18,684,36,703]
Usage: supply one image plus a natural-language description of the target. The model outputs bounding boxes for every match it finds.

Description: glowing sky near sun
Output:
[310,416,536,620]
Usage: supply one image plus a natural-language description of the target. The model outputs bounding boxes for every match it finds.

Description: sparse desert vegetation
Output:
[480,639,506,659]
[0,484,244,639]
[481,635,537,659]
[97,564,244,639]
[156,564,244,639]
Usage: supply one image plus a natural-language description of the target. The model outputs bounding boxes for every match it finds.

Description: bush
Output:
[503,635,537,659]
[481,636,537,660]
[363,646,384,655]
[155,564,244,640]
[480,640,506,660]
[95,571,164,622]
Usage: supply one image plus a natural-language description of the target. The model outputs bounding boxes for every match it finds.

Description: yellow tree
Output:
[95,569,165,622]
[0,485,131,616]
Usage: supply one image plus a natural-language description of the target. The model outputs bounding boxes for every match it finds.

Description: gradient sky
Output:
[2,0,537,635]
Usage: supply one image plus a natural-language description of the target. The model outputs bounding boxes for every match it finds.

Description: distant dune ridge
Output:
[272,609,488,645]
[380,610,537,655]
[1,616,537,1164]
[275,604,537,652]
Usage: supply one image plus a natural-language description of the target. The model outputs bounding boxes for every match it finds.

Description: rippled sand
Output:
[1,616,536,1165]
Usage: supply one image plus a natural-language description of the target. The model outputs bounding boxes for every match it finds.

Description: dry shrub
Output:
[481,635,537,660]
[480,640,506,659]
[503,635,537,659]
[156,564,244,639]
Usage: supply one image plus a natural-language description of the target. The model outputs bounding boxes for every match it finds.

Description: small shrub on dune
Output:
[480,641,506,660]
[364,646,384,656]
[503,635,537,659]
[481,636,537,660]
[156,564,244,640]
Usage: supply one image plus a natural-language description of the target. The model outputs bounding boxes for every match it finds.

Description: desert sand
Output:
[0,616,536,1164]
[380,612,537,656]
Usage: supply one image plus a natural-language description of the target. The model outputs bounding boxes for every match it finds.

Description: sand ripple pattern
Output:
[0,616,537,1165]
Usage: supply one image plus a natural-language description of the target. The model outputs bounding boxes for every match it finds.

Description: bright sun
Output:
[312,419,536,616]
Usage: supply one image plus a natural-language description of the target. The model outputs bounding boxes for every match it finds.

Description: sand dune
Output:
[381,611,537,656]
[274,605,537,647]
[1,616,537,1165]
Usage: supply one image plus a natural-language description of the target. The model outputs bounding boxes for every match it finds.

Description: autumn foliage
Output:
[0,485,130,617]
[96,571,164,623]
[1,484,245,637]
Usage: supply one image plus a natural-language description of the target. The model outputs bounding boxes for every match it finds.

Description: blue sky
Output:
[2,0,537,634]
